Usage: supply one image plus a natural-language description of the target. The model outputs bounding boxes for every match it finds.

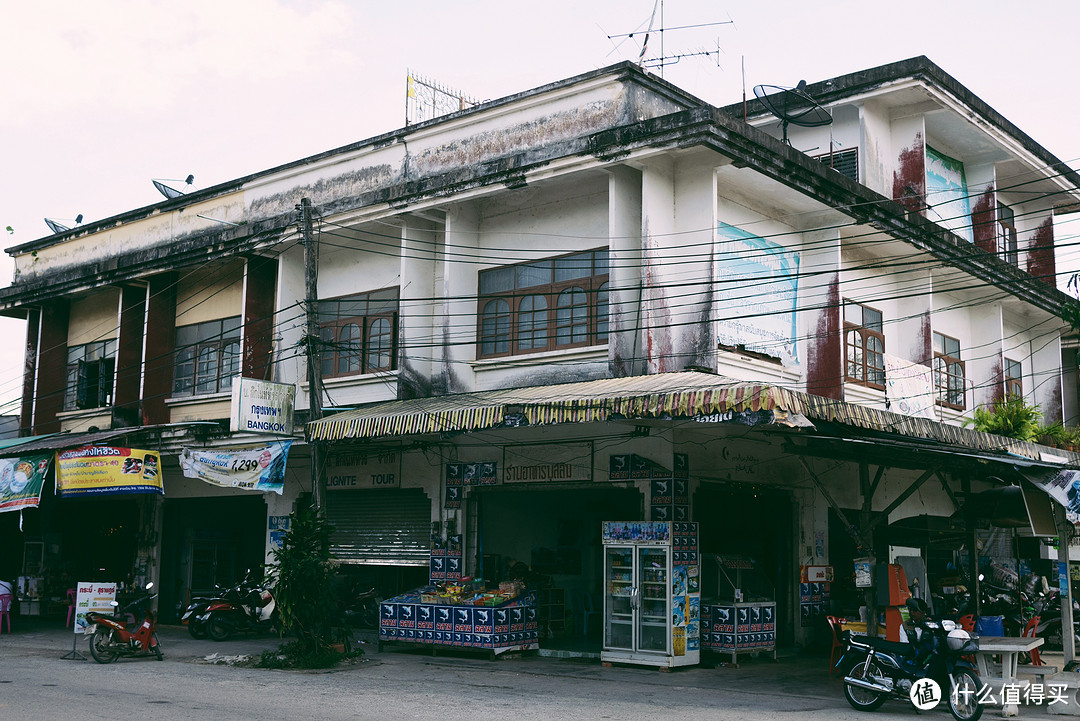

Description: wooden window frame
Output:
[933,332,966,410]
[64,340,117,410]
[319,288,400,379]
[477,249,609,359]
[844,300,885,390]
[173,317,242,397]
[1004,357,1023,398]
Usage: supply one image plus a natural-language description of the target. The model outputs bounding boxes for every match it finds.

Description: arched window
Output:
[555,287,588,346]
[367,317,393,371]
[481,299,511,356]
[517,295,548,351]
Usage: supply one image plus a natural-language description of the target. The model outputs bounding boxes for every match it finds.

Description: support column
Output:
[143,273,178,425]
[608,165,642,377]
[34,300,70,434]
[242,255,278,382]
[20,309,39,435]
[441,205,479,394]
[802,229,842,400]
[399,216,439,397]
[114,285,147,426]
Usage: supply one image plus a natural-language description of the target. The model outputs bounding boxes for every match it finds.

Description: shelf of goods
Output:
[379,587,538,657]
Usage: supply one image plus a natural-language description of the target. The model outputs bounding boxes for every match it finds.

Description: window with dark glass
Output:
[318,288,399,377]
[477,249,609,358]
[933,332,965,410]
[1005,357,1023,398]
[998,202,1018,266]
[813,147,858,183]
[65,340,117,410]
[844,300,885,389]
[173,317,241,396]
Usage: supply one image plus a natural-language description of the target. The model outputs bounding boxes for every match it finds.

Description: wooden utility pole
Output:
[298,198,325,511]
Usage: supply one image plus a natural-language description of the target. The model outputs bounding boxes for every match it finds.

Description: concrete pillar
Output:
[441,205,480,394]
[399,216,439,397]
[1033,329,1065,424]
[20,308,39,435]
[608,165,642,377]
[114,284,147,426]
[143,273,178,425]
[969,304,1005,410]
[801,229,842,400]
[34,300,70,434]
[640,157,676,374]
[242,255,278,382]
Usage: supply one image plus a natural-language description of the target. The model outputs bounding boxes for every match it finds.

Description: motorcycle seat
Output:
[86,612,129,624]
[852,635,912,657]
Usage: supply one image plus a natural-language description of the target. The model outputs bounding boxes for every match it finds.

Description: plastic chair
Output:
[957,614,976,632]
[1022,615,1043,666]
[0,594,12,634]
[65,588,77,628]
[826,615,848,675]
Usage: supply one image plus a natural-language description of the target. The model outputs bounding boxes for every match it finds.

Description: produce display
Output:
[379,578,538,654]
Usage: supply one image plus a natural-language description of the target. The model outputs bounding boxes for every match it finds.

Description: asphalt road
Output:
[0,623,1057,720]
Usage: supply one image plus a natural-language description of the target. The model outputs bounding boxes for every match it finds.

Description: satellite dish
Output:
[43,215,84,234]
[44,218,70,234]
[152,174,195,199]
[752,80,832,145]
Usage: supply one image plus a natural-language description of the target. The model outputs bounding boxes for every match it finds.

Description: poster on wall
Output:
[179,441,292,495]
[716,222,800,366]
[56,447,163,497]
[0,454,52,512]
[925,145,973,243]
[883,354,937,419]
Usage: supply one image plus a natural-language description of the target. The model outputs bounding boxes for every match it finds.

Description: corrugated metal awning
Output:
[306,371,1080,468]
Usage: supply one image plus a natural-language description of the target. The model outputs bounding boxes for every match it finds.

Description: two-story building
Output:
[2,57,1079,653]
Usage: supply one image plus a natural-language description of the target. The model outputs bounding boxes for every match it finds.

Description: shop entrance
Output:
[160,496,267,623]
[694,481,795,646]
[476,485,640,643]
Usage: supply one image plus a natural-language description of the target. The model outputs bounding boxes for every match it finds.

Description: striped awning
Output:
[305,371,1080,467]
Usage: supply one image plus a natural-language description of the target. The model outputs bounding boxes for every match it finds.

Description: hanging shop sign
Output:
[179,441,292,495]
[883,355,936,419]
[231,378,296,435]
[502,443,592,483]
[326,450,401,490]
[0,454,53,513]
[55,447,163,498]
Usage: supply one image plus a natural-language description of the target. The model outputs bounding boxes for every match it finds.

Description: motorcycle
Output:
[85,582,163,664]
[342,585,381,629]
[181,583,242,639]
[838,598,983,721]
[201,575,279,641]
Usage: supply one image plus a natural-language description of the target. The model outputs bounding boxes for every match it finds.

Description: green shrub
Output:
[967,395,1042,442]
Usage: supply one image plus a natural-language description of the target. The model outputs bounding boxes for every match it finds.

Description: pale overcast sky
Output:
[2,0,1078,413]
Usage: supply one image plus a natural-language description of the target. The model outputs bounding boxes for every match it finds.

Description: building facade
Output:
[2,58,1079,649]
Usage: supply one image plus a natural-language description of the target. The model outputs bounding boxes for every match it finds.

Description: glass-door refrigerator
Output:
[601,521,699,668]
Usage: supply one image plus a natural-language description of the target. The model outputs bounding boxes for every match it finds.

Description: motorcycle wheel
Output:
[89,627,119,664]
[843,658,888,712]
[948,669,983,721]
[187,619,208,639]
[207,612,233,641]
[152,632,164,661]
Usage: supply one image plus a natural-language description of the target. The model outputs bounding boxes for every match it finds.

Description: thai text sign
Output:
[56,447,163,497]
[75,581,117,634]
[502,443,592,483]
[180,441,292,495]
[325,450,401,489]
[231,378,295,434]
[0,454,52,513]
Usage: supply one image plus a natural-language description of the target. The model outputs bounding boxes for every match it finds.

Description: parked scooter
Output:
[342,585,381,629]
[180,583,239,639]
[200,573,278,641]
[85,582,163,664]
[838,598,983,721]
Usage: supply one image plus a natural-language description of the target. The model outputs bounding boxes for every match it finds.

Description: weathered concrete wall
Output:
[67,288,120,345]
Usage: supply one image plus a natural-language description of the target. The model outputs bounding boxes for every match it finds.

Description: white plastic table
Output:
[973,636,1044,717]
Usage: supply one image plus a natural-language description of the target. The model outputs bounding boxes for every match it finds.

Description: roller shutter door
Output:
[326,488,431,566]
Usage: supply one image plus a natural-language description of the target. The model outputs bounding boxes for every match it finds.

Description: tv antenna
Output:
[606,2,732,78]
[752,81,832,145]
[152,174,195,199]
[44,214,84,234]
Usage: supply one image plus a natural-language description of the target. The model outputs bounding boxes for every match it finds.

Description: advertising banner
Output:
[75,581,117,634]
[55,447,163,497]
[925,145,973,243]
[716,223,800,366]
[0,454,53,513]
[179,441,292,495]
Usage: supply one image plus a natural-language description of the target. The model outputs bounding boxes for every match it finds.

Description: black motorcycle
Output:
[838,599,983,721]
[180,584,236,639]
[200,576,279,641]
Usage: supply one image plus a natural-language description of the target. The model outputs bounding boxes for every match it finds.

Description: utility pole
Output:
[298,197,325,512]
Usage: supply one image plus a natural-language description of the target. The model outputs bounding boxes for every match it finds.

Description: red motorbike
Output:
[85,582,163,663]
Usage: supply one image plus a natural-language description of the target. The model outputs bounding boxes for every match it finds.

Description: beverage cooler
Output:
[601,521,700,668]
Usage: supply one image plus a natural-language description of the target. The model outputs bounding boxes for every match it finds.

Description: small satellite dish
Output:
[43,215,84,234]
[44,218,70,234]
[752,80,832,145]
[152,174,196,199]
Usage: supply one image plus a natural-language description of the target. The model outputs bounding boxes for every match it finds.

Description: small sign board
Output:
[231,378,296,435]
[75,581,117,634]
